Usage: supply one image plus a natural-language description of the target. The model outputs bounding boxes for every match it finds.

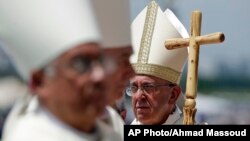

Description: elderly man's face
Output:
[129,75,179,125]
[104,46,135,106]
[34,43,109,131]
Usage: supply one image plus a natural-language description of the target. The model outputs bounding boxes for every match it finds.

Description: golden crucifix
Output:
[165,11,225,125]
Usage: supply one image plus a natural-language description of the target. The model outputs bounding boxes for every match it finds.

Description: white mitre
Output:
[0,0,101,81]
[130,1,188,85]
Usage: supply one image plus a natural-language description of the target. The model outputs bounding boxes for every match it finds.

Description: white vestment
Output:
[2,96,122,141]
[105,106,124,139]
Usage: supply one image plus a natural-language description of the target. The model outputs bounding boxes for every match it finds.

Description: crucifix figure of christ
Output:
[165,11,225,125]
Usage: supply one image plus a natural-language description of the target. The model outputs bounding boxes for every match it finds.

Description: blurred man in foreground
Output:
[0,0,123,140]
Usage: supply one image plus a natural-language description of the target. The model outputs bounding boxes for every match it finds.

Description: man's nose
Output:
[90,64,106,82]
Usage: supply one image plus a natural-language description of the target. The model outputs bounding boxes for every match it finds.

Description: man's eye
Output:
[131,86,138,91]
[143,85,155,90]
[71,58,91,73]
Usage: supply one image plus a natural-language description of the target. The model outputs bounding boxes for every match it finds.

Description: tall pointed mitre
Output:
[130,1,188,84]
[92,0,131,48]
[0,0,101,81]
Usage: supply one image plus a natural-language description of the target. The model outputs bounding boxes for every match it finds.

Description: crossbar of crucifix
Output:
[165,11,225,125]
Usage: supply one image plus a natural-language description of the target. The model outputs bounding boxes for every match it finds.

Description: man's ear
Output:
[30,70,45,93]
[169,86,181,104]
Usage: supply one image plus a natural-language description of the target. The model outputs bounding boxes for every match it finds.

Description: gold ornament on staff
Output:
[165,11,225,125]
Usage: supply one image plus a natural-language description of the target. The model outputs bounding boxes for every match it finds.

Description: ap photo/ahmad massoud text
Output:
[125,125,249,138]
